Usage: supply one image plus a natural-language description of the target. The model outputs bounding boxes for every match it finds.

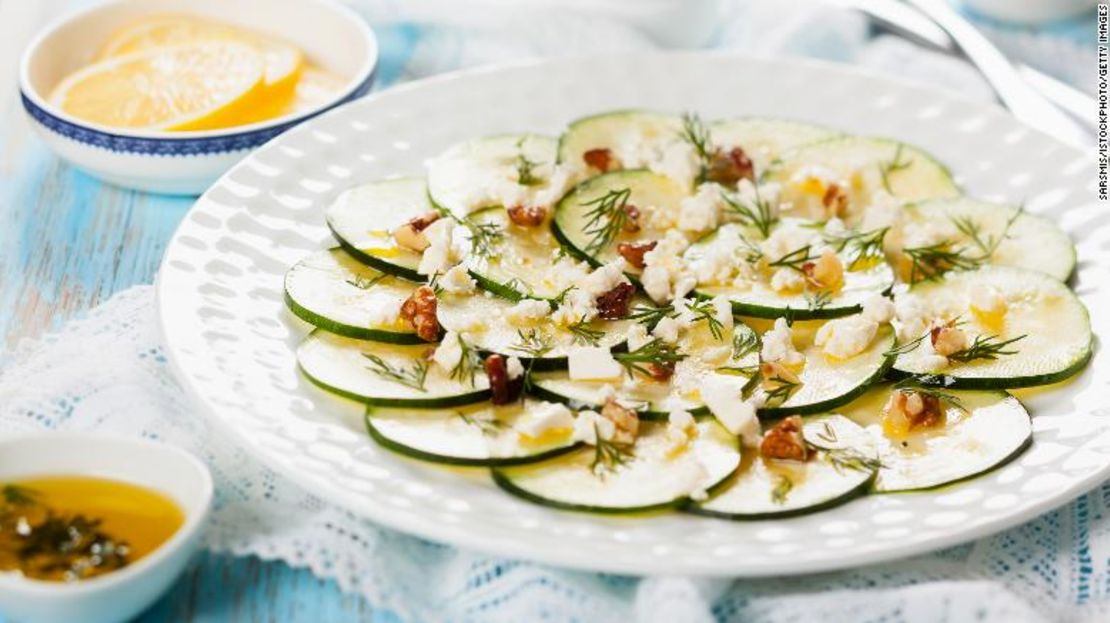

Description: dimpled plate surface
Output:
[156,53,1108,576]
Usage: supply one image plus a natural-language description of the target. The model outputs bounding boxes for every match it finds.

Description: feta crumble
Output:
[432,331,463,372]
[517,401,574,438]
[572,409,616,445]
[439,264,476,294]
[815,315,878,359]
[677,183,723,233]
[567,346,623,381]
[761,318,806,367]
[505,298,551,325]
[366,296,403,327]
[506,356,525,380]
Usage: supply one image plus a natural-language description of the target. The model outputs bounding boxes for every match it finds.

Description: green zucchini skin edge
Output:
[283,290,426,345]
[364,410,581,467]
[759,352,896,419]
[683,474,874,521]
[727,299,864,321]
[523,382,705,422]
[888,340,1093,390]
[326,221,425,283]
[490,440,742,515]
[300,364,492,408]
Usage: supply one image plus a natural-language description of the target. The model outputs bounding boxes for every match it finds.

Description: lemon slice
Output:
[51,42,266,131]
[98,14,303,93]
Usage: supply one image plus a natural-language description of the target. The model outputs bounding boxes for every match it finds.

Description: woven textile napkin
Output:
[1,1,1106,621]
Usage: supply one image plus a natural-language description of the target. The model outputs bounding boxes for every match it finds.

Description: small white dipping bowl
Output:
[0,434,213,623]
[19,0,378,195]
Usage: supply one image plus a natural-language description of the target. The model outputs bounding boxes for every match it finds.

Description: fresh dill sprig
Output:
[771,474,794,504]
[345,272,388,290]
[878,144,912,193]
[453,215,504,258]
[362,353,429,391]
[514,138,544,186]
[805,290,833,312]
[590,426,635,478]
[892,377,966,412]
[448,334,482,387]
[824,227,889,270]
[509,328,554,358]
[568,320,605,346]
[884,330,930,358]
[768,245,815,273]
[686,299,726,341]
[814,421,838,444]
[551,286,577,306]
[947,333,1026,363]
[949,205,1024,257]
[811,445,884,474]
[902,241,982,284]
[458,411,508,437]
[737,235,766,266]
[763,377,800,406]
[580,187,633,255]
[627,303,675,327]
[679,112,714,164]
[613,339,686,378]
[731,329,761,361]
[722,184,779,238]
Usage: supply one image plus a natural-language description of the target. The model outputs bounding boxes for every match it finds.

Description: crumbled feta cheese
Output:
[815,315,878,359]
[517,401,574,438]
[677,183,723,233]
[894,295,931,341]
[710,295,734,331]
[788,165,843,195]
[506,356,525,380]
[702,378,763,446]
[862,294,896,324]
[672,274,697,301]
[770,267,805,293]
[652,141,700,189]
[418,219,460,276]
[572,409,615,445]
[674,459,710,497]
[969,286,1007,319]
[761,318,806,366]
[580,258,629,297]
[902,219,954,250]
[689,242,735,286]
[432,332,463,372]
[549,257,592,293]
[640,230,693,303]
[366,296,403,327]
[530,163,576,207]
[551,288,598,326]
[625,322,652,351]
[701,345,733,366]
[567,346,623,381]
[668,409,697,432]
[439,265,476,294]
[761,223,816,261]
[505,298,551,325]
[859,189,903,232]
[641,265,673,304]
[663,409,698,456]
[652,316,682,344]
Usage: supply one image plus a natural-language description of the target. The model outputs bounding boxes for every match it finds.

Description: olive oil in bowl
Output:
[0,477,184,582]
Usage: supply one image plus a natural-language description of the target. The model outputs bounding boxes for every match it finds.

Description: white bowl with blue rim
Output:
[19,0,378,195]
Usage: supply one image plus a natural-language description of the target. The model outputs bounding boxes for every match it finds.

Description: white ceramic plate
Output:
[156,53,1109,576]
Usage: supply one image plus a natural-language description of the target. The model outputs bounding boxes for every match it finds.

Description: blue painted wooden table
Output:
[0,1,418,620]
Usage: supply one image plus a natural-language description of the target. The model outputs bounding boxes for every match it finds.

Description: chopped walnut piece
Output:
[882,389,945,433]
[595,282,635,319]
[600,398,640,445]
[760,361,801,389]
[621,204,642,233]
[507,205,547,227]
[821,183,849,219]
[583,148,620,173]
[484,354,523,405]
[705,147,755,188]
[400,285,440,342]
[760,415,810,461]
[392,211,441,252]
[802,248,845,291]
[930,324,969,357]
[616,240,657,270]
[647,362,675,381]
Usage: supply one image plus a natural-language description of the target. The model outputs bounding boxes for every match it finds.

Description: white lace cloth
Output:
[2,2,1105,621]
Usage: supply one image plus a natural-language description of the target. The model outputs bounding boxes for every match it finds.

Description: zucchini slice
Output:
[463,207,582,301]
[553,170,687,266]
[686,221,897,320]
[491,419,740,514]
[325,177,430,281]
[284,248,423,343]
[436,290,639,370]
[297,330,490,407]
[892,266,1092,388]
[765,137,960,222]
[427,134,562,217]
[751,319,896,417]
[838,385,1032,492]
[529,320,761,418]
[557,110,682,177]
[365,399,579,466]
[897,198,1076,282]
[689,414,876,519]
[709,117,838,174]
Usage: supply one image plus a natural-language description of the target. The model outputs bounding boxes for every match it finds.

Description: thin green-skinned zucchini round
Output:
[687,414,877,519]
[491,419,740,514]
[709,117,839,175]
[364,399,580,467]
[284,248,424,344]
[297,330,490,407]
[427,134,560,217]
[556,109,681,173]
[891,266,1092,389]
[836,384,1032,493]
[325,177,430,282]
